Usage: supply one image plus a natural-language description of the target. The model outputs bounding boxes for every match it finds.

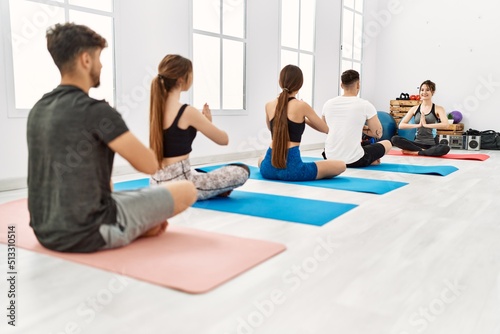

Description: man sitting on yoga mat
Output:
[391,80,450,156]
[27,23,197,253]
[258,65,346,181]
[322,70,392,167]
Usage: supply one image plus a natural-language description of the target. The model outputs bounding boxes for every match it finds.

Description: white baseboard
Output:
[0,143,325,192]
[0,178,27,192]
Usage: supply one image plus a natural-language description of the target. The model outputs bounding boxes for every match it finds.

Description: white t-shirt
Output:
[322,96,377,164]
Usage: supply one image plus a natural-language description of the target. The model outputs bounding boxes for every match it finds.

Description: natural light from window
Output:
[280,0,316,106]
[192,0,246,113]
[6,0,114,114]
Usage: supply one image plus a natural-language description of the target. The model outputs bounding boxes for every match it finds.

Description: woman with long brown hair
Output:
[149,54,249,200]
[391,79,450,156]
[258,65,346,180]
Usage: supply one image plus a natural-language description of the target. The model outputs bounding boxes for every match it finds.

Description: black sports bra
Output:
[163,104,197,157]
[269,97,305,143]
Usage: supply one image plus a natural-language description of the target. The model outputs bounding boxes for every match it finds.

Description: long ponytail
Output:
[271,90,290,168]
[149,55,193,166]
[149,76,167,166]
[271,65,304,168]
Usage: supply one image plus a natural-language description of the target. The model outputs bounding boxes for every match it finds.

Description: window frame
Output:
[279,0,317,108]
[190,0,248,116]
[1,0,116,118]
[340,0,364,96]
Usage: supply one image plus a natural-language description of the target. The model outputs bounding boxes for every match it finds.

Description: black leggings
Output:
[391,136,450,156]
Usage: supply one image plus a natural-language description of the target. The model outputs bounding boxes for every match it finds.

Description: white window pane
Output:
[69,0,113,12]
[355,0,364,13]
[9,1,65,109]
[193,34,220,109]
[223,0,245,38]
[281,0,299,49]
[281,50,298,68]
[353,62,361,74]
[344,0,355,10]
[280,50,298,93]
[299,53,313,104]
[353,13,363,61]
[341,9,353,59]
[193,0,220,34]
[69,11,114,104]
[341,59,353,74]
[223,40,244,109]
[299,0,316,52]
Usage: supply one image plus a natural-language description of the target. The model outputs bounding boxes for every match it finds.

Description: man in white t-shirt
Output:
[322,70,392,167]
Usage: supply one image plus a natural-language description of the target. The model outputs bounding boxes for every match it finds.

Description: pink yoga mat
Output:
[387,150,489,161]
[0,199,286,294]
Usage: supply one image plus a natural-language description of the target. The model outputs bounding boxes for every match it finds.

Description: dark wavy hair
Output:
[46,22,107,73]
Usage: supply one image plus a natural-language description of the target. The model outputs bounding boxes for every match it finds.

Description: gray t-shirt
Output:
[27,85,129,252]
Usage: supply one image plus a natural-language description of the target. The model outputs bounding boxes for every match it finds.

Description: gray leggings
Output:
[150,159,250,200]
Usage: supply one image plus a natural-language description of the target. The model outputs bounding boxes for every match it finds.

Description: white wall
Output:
[0,9,31,184]
[0,0,344,188]
[314,0,342,122]
[5,0,500,188]
[364,0,500,131]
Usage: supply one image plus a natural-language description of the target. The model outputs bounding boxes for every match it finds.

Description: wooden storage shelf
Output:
[389,99,421,124]
[437,123,465,136]
[390,100,421,107]
[445,123,464,131]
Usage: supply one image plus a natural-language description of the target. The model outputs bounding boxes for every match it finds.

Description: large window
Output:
[340,0,363,93]
[280,0,316,106]
[192,0,247,115]
[3,0,115,117]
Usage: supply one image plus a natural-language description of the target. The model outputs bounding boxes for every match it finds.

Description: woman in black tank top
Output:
[391,80,451,156]
[149,54,250,200]
[258,65,346,181]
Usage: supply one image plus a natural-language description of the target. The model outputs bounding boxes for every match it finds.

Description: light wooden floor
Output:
[1,149,500,334]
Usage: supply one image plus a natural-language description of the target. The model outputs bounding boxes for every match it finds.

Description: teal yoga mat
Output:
[302,157,458,176]
[360,163,458,176]
[114,178,150,191]
[199,165,407,195]
[113,180,357,226]
[192,191,357,226]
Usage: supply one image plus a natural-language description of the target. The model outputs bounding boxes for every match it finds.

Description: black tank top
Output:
[269,97,306,142]
[163,104,197,157]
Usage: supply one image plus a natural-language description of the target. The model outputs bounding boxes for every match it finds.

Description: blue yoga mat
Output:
[113,178,150,191]
[360,163,458,176]
[199,165,407,195]
[113,180,357,226]
[192,191,357,226]
[302,157,458,176]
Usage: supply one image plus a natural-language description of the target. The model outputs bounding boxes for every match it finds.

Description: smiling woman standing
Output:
[391,80,451,156]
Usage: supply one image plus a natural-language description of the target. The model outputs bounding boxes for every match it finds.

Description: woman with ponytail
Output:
[149,54,249,200]
[258,65,346,180]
